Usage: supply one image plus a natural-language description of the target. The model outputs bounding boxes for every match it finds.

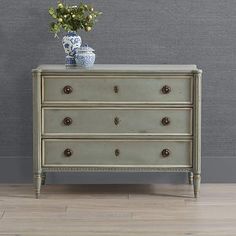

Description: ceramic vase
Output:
[75,44,96,68]
[62,32,82,66]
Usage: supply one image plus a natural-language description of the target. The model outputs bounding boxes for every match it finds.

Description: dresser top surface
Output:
[33,64,201,74]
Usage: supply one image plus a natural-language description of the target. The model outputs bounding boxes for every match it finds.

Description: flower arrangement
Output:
[49,1,102,37]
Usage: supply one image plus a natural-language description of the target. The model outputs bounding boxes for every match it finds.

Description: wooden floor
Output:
[0,184,236,235]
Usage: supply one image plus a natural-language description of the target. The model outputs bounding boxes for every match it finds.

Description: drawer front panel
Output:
[43,76,192,104]
[43,139,192,167]
[43,108,192,135]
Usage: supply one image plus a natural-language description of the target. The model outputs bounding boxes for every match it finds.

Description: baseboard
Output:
[0,156,235,183]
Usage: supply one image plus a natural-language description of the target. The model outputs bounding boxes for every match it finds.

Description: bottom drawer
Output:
[42,139,192,167]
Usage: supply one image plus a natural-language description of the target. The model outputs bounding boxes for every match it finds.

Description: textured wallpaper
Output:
[0,0,235,182]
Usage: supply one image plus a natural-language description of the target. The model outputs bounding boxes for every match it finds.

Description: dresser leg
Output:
[188,172,193,185]
[193,174,201,198]
[34,173,42,199]
[41,172,46,186]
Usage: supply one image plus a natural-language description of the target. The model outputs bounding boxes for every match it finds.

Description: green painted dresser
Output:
[32,65,202,198]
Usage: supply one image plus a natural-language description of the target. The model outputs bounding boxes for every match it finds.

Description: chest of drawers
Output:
[32,65,202,198]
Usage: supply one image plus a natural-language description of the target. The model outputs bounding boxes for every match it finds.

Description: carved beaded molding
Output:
[42,167,192,172]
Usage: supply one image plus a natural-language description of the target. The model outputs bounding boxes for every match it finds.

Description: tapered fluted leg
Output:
[41,172,46,186]
[193,174,201,198]
[188,172,193,185]
[34,172,42,199]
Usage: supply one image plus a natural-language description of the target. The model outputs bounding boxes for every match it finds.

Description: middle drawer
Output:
[42,108,192,136]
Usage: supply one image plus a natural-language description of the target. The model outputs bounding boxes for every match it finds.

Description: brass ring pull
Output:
[63,85,73,94]
[64,148,73,157]
[63,117,73,126]
[161,149,170,158]
[161,85,171,94]
[114,117,120,126]
[161,117,170,126]
[114,85,119,94]
[115,149,120,157]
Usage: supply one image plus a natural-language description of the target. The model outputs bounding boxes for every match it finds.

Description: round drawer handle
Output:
[114,117,120,126]
[161,117,170,126]
[161,149,170,158]
[64,148,73,157]
[63,85,73,94]
[114,85,119,94]
[161,85,171,94]
[63,117,73,126]
[115,149,120,157]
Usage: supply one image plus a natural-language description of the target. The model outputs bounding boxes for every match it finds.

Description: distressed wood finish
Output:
[42,108,192,136]
[42,75,193,104]
[42,139,192,167]
[32,64,202,198]
[193,71,202,198]
[32,71,42,199]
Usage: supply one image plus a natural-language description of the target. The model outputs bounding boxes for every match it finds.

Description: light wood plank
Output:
[0,184,236,235]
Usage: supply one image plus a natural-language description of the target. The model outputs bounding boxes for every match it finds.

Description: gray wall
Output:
[0,0,235,183]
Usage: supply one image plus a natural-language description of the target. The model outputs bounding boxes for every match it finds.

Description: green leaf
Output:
[49,7,55,16]
[49,7,57,18]
[48,2,102,35]
[49,7,54,14]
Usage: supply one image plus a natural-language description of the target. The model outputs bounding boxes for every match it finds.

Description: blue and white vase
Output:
[62,32,82,66]
[75,44,96,68]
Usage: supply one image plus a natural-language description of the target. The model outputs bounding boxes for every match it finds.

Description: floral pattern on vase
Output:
[75,44,96,68]
[62,32,82,66]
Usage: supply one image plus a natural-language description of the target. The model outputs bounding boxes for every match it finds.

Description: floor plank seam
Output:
[0,210,5,221]
[1,184,236,234]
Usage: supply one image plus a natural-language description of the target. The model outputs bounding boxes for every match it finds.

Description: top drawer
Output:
[42,76,193,104]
